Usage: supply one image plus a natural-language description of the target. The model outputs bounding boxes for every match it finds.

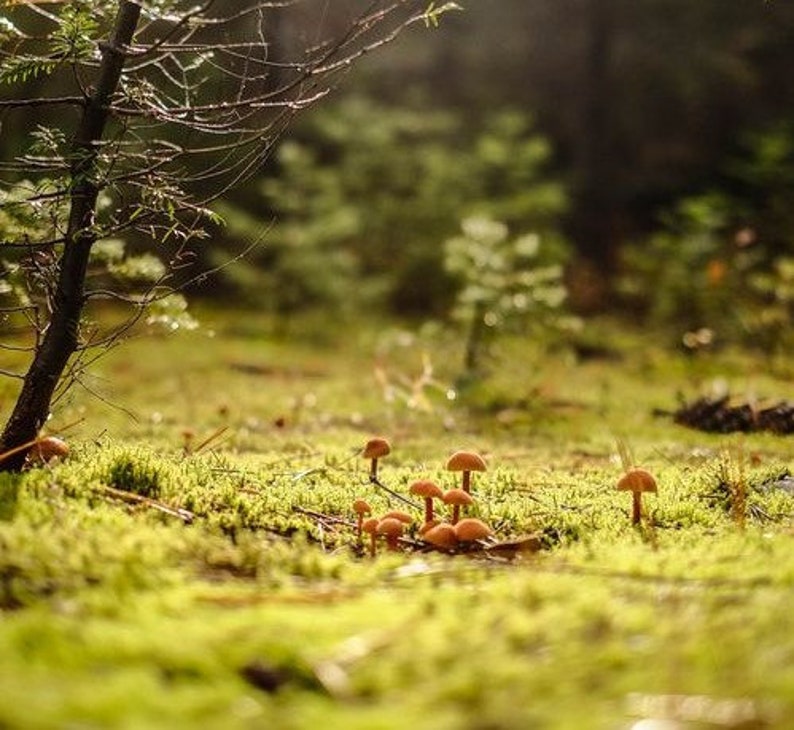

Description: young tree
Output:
[0,0,455,470]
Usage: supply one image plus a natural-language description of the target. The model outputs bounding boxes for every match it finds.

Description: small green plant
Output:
[106,454,162,499]
[444,216,575,378]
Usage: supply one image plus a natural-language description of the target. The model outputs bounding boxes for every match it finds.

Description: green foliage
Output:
[619,192,744,338]
[50,4,100,65]
[620,129,794,357]
[0,473,21,521]
[444,215,576,376]
[215,99,567,317]
[106,452,162,498]
[0,3,100,86]
[743,256,794,356]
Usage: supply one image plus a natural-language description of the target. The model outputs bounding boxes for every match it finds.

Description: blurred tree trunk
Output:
[571,0,620,293]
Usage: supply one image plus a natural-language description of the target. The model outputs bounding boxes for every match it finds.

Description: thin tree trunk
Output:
[0,2,141,471]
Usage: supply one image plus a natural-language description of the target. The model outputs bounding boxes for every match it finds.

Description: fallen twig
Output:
[99,484,195,524]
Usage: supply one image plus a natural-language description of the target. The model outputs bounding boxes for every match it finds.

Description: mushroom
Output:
[353,499,372,542]
[409,479,444,524]
[454,518,492,545]
[446,450,487,493]
[376,517,404,551]
[362,517,380,557]
[362,437,391,483]
[181,428,196,455]
[422,522,458,551]
[419,519,441,536]
[616,468,657,525]
[443,488,474,525]
[28,436,69,465]
[381,510,414,525]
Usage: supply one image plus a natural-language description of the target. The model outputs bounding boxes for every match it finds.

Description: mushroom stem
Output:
[384,534,400,551]
[356,514,364,541]
[423,497,434,524]
[369,533,377,557]
[461,471,471,493]
[369,458,379,482]
[452,504,462,525]
[631,491,642,525]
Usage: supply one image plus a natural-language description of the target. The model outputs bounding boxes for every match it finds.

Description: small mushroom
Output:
[616,468,657,525]
[443,488,474,525]
[446,450,487,493]
[353,499,372,542]
[28,436,69,465]
[376,517,404,551]
[362,437,391,482]
[381,510,413,525]
[409,479,444,524]
[181,428,196,455]
[362,517,380,557]
[422,523,458,551]
[419,519,441,536]
[454,518,492,545]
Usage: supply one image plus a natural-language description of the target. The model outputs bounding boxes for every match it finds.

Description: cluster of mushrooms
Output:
[353,437,493,557]
[354,437,660,557]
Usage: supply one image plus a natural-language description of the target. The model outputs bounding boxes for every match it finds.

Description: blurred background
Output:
[210,0,794,359]
[3,0,794,367]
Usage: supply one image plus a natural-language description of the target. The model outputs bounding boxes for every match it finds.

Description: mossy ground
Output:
[0,310,792,729]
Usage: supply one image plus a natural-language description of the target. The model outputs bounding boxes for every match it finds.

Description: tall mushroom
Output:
[362,437,391,483]
[443,488,474,525]
[353,499,372,543]
[617,468,657,525]
[362,517,380,557]
[446,450,487,494]
[409,479,444,524]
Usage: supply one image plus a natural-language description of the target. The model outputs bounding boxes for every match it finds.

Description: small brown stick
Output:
[100,485,195,524]
[192,426,231,454]
[293,506,355,528]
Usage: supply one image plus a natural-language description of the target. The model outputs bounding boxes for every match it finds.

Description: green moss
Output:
[0,313,792,727]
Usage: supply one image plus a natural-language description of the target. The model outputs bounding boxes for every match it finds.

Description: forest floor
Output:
[0,309,793,729]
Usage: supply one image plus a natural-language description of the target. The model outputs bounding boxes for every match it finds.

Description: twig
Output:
[193,425,230,454]
[370,476,421,510]
[99,484,195,523]
[293,506,355,529]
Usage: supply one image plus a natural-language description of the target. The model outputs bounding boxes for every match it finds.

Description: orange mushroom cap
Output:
[446,450,487,473]
[28,436,70,464]
[443,488,475,507]
[381,510,413,524]
[353,499,372,516]
[616,468,657,493]
[361,517,380,536]
[363,437,391,459]
[422,523,458,550]
[454,518,492,542]
[409,479,444,500]
[419,519,441,535]
[376,518,405,547]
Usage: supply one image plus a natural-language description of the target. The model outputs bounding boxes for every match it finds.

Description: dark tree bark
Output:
[573,0,619,276]
[0,2,142,470]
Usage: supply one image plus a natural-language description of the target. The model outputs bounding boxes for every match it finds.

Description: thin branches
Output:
[0,0,442,467]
